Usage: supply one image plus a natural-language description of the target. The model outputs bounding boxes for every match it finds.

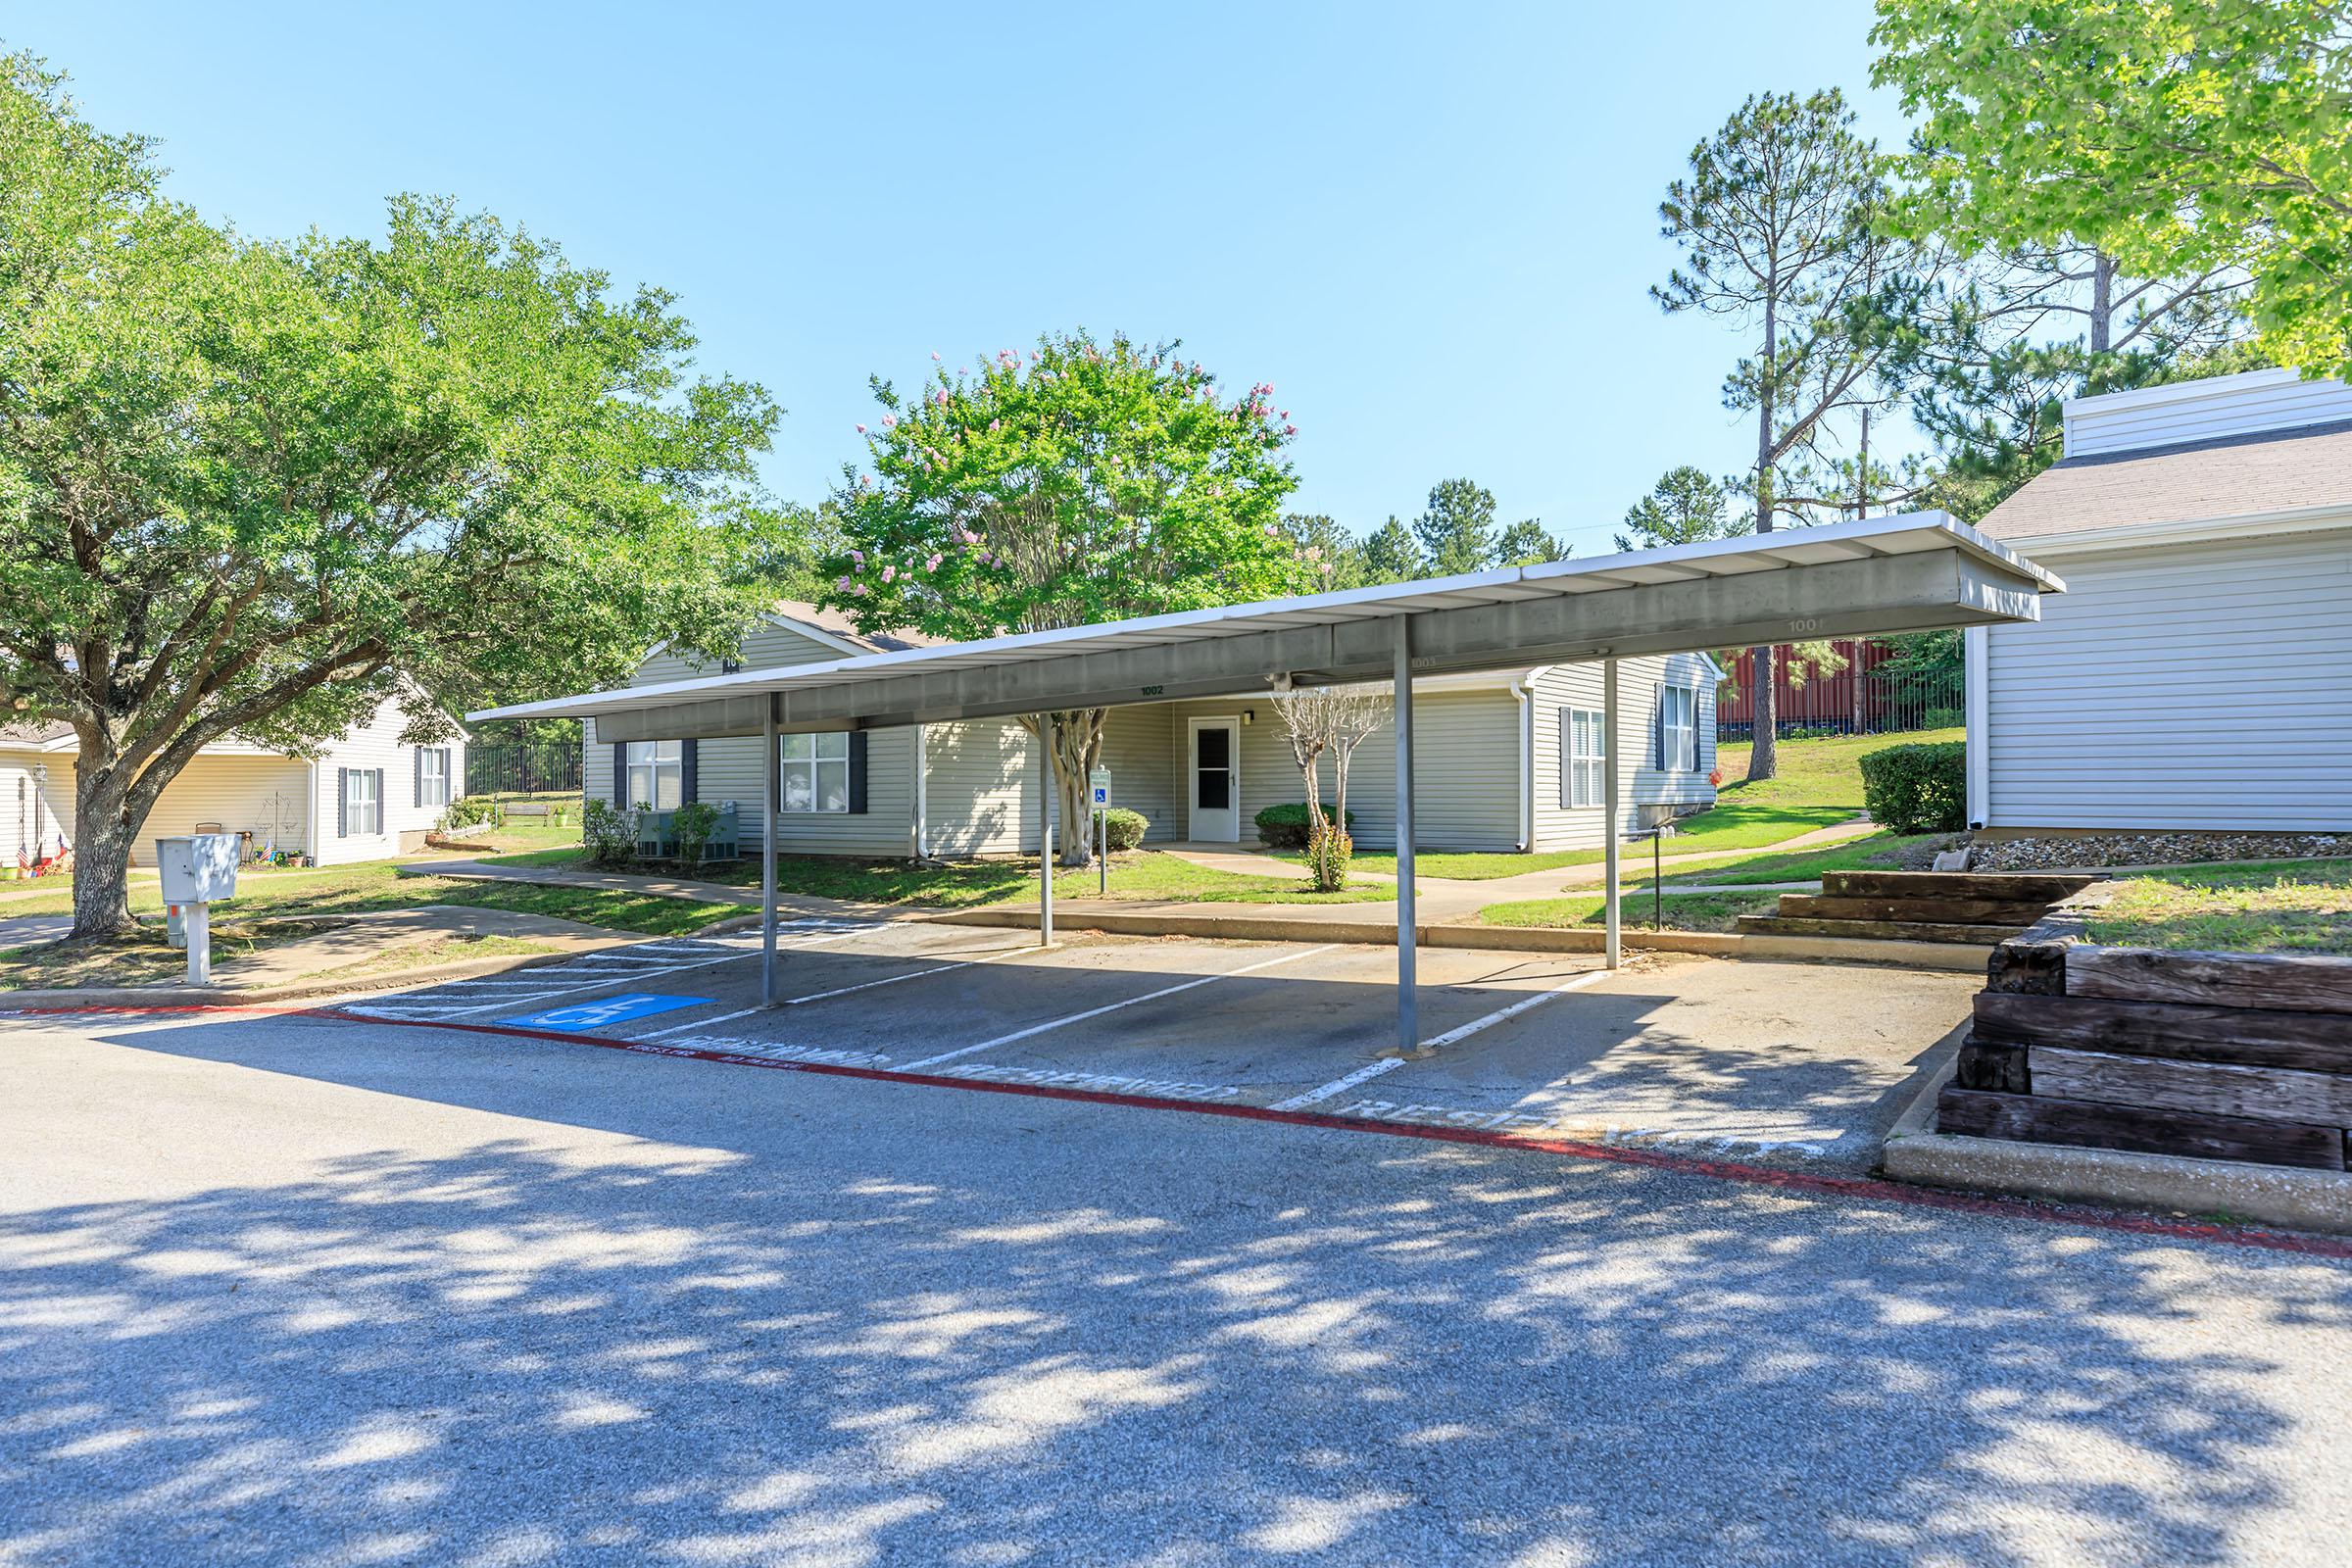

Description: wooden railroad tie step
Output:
[1936,1085,2347,1171]
[1826,869,2103,903]
[1735,914,2026,946]
[1973,991,2352,1076]
[1779,893,2060,925]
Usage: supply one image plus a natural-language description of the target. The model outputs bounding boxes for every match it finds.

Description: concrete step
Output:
[1736,913,2031,946]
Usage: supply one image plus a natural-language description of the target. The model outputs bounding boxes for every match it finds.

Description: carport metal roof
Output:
[471,512,2061,741]
[473,510,2062,1049]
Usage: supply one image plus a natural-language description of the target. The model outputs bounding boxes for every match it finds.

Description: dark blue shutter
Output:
[681,739,699,803]
[336,768,349,838]
[1654,691,1666,770]
[373,770,385,833]
[848,732,868,814]
[611,742,627,807]
[414,750,424,808]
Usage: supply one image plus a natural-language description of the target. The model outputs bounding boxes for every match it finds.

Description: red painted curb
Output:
[17,998,2351,1261]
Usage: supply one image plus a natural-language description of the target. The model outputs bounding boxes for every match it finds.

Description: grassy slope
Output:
[1476,889,1783,934]
[2085,859,2352,956]
[0,861,737,938]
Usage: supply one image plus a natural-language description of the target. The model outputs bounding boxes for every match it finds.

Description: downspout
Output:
[1509,670,1538,853]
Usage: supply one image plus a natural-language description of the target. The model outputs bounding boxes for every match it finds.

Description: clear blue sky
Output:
[9,1,1916,556]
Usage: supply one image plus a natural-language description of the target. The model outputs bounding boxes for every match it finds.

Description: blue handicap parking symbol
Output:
[501,993,710,1031]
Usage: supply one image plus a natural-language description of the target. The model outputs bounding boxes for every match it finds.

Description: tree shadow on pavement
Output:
[3,1014,2348,1567]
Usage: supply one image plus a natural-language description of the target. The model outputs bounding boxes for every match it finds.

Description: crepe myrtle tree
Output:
[0,55,786,938]
[824,330,1314,864]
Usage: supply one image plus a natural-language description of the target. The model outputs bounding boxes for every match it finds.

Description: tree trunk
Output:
[1047,710,1105,868]
[1749,294,1781,782]
[68,772,141,941]
[2089,252,2116,354]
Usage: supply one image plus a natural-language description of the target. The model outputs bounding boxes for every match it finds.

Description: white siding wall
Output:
[1,751,74,868]
[2065,368,2352,459]
[315,705,466,865]
[1528,655,1719,853]
[1981,528,2352,831]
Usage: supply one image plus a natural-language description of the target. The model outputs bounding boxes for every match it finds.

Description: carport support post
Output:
[761,707,779,1005]
[1603,658,1621,970]
[1394,615,1418,1054]
[1038,716,1054,947]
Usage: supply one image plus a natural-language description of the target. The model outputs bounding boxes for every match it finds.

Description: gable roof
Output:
[766,602,949,655]
[1979,416,2352,543]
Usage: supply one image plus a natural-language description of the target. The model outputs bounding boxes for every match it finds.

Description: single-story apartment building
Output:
[1969,366,2352,834]
[1,699,466,870]
[584,603,1720,857]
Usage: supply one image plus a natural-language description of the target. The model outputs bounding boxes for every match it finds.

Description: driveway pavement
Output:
[3,990,2347,1567]
[0,914,71,948]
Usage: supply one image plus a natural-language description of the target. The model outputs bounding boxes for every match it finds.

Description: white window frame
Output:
[1564,708,1606,808]
[344,768,381,837]
[780,731,851,814]
[419,748,451,808]
[1663,683,1698,773]
[625,739,683,810]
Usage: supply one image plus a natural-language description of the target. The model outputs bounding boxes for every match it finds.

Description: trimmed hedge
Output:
[1858,740,1967,834]
[1091,807,1150,852]
[1254,802,1356,849]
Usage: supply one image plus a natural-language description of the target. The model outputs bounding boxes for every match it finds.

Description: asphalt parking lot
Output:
[7,976,2350,1568]
[335,921,1981,1170]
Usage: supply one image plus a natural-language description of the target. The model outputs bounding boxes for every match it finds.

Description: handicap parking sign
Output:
[502,993,710,1031]
[1090,766,1111,808]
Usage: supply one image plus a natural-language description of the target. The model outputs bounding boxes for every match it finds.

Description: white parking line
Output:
[1269,1056,1406,1111]
[1266,966,1614,1111]
[633,1004,763,1040]
[1412,966,1613,1052]
[896,945,1341,1073]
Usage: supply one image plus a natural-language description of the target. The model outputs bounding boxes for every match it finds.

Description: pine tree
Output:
[1412,478,1497,577]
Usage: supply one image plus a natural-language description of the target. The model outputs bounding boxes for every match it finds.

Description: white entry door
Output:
[1188,717,1241,842]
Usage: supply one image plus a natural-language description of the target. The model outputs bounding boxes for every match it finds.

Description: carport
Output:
[473,511,2062,1054]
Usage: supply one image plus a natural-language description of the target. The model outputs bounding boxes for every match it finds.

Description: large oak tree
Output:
[823,331,1311,864]
[0,56,786,937]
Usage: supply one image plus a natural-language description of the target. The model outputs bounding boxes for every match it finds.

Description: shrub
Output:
[439,796,504,833]
[671,800,719,864]
[1304,830,1352,892]
[1859,740,1967,833]
[1091,807,1149,852]
[581,798,639,866]
[1254,802,1356,850]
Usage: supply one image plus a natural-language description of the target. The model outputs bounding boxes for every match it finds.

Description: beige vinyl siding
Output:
[1983,528,2352,831]
[1528,655,1718,853]
[1163,688,1522,851]
[7,752,315,867]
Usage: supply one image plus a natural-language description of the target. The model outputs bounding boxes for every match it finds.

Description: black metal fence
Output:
[466,743,581,798]
[1716,669,1964,742]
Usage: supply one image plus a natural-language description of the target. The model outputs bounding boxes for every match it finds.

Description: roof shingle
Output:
[1979,416,2352,541]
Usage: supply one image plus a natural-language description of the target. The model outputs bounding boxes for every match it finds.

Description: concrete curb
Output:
[923,906,1989,971]
[1880,1060,2352,1237]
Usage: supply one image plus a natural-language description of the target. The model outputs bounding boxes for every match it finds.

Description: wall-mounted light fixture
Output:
[1242,710,1255,726]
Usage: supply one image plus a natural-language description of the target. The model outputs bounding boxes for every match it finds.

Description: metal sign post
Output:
[1090,767,1112,895]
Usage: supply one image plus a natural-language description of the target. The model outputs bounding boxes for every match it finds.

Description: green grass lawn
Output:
[0,860,737,938]
[1476,888,1783,935]
[1621,831,1946,889]
[1715,727,1960,811]
[2083,859,2352,956]
[479,847,1396,908]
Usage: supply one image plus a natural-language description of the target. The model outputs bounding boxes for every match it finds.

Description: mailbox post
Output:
[155,834,240,986]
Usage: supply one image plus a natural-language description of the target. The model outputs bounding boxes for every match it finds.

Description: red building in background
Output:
[1714,639,1962,741]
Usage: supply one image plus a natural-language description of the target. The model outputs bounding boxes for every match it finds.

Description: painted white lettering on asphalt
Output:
[894,944,1343,1072]
[646,1036,898,1070]
[927,1061,1245,1103]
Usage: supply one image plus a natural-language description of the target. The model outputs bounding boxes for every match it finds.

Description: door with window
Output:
[1188,717,1241,842]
